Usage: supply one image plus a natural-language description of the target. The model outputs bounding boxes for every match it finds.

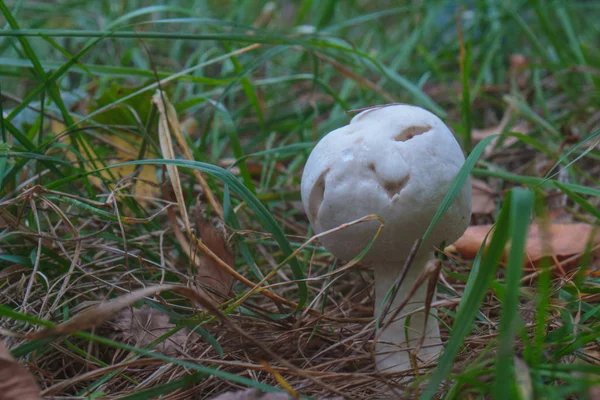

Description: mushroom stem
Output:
[373,251,442,372]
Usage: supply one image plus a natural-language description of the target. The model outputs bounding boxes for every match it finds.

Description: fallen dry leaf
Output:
[449,223,600,272]
[0,342,13,362]
[190,202,234,299]
[0,342,41,400]
[152,90,223,219]
[27,285,219,341]
[153,90,190,232]
[52,120,160,203]
[113,305,189,356]
[28,285,179,340]
[471,179,497,215]
[449,225,494,260]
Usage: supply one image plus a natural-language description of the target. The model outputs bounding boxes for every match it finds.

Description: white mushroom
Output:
[301,104,471,373]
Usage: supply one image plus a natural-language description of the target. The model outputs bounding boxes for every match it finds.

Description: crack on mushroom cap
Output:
[394,125,432,141]
[368,163,410,199]
[382,175,409,198]
[307,167,329,223]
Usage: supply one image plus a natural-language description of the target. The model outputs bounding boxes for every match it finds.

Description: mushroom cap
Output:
[301,104,472,264]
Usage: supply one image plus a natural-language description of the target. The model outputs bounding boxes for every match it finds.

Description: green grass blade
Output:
[472,168,600,198]
[459,32,472,153]
[554,182,600,219]
[493,188,534,399]
[422,191,512,400]
[543,128,600,181]
[0,2,74,127]
[0,141,7,188]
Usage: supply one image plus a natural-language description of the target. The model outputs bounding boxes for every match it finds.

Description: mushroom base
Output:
[373,252,442,373]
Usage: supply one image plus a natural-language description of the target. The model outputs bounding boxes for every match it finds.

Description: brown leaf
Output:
[28,285,219,341]
[0,342,13,362]
[0,342,41,400]
[27,285,178,339]
[448,225,493,259]
[190,202,234,299]
[113,305,189,356]
[449,223,600,273]
[471,180,497,215]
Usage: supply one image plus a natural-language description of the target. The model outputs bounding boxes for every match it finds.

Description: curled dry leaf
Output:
[0,342,41,400]
[449,223,600,272]
[190,202,234,300]
[113,305,189,356]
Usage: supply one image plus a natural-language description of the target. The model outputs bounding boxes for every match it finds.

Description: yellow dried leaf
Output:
[52,120,159,203]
